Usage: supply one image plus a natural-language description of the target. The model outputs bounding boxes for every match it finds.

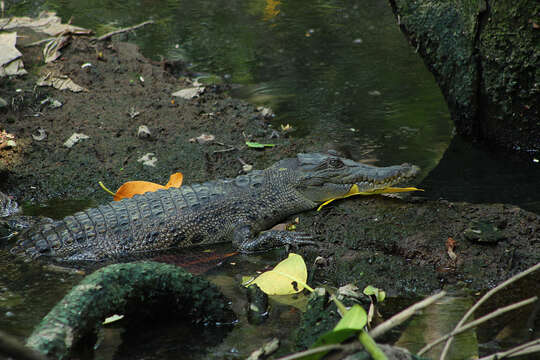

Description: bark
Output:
[388,0,540,156]
[25,261,232,359]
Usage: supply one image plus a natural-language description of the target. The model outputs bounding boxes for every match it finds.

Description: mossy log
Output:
[388,0,539,156]
[26,261,232,359]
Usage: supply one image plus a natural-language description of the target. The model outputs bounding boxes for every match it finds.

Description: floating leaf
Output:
[250,253,309,295]
[245,141,276,148]
[317,185,423,211]
[100,172,183,201]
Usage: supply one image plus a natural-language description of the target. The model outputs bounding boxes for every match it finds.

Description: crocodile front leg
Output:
[232,224,316,253]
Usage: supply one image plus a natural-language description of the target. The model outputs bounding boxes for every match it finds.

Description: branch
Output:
[369,291,446,339]
[477,339,540,360]
[0,330,46,360]
[26,261,231,358]
[418,296,538,356]
[97,20,154,41]
[439,262,540,359]
[277,343,353,360]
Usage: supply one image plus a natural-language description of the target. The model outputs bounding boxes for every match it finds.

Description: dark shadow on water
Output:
[419,136,540,214]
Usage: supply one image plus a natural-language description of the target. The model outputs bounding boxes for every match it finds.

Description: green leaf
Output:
[334,304,367,331]
[363,285,386,303]
[304,305,368,360]
[245,141,276,148]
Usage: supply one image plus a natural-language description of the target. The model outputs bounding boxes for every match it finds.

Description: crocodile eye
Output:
[328,158,344,168]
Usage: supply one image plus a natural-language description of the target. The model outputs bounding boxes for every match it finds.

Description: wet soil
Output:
[1,35,539,295]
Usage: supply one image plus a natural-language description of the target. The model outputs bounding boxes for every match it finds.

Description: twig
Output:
[213,147,237,154]
[477,339,540,360]
[418,296,538,356]
[277,343,357,360]
[369,291,446,339]
[97,20,154,41]
[439,262,540,359]
[23,37,56,47]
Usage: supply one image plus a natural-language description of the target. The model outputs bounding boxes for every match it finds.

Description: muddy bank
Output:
[298,197,539,295]
[1,35,539,294]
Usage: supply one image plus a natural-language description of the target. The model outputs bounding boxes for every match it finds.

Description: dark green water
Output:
[2,1,539,359]
[9,0,540,211]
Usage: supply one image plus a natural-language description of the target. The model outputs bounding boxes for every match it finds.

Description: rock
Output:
[463,221,506,244]
[389,0,539,156]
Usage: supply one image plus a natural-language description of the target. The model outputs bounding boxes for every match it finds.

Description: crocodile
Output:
[10,152,419,261]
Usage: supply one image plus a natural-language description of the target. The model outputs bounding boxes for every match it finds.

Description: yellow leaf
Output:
[251,253,310,295]
[317,185,423,211]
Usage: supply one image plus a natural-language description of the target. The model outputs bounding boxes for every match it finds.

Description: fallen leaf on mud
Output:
[257,106,274,118]
[0,140,16,149]
[171,87,205,99]
[0,11,91,36]
[190,133,215,144]
[137,153,158,167]
[40,97,62,109]
[446,237,457,261]
[280,123,294,133]
[338,284,362,299]
[137,125,151,138]
[246,141,276,148]
[32,128,47,141]
[37,72,87,92]
[0,32,27,77]
[43,35,70,63]
[64,133,89,148]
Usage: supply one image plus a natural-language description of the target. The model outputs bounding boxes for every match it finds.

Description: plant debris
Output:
[172,86,205,99]
[0,32,27,77]
[37,72,87,92]
[32,128,47,141]
[63,133,89,148]
[137,153,157,167]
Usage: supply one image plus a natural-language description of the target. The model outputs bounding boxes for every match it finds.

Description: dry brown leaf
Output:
[446,237,457,261]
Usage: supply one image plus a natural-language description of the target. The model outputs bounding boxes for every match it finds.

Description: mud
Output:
[1,35,539,295]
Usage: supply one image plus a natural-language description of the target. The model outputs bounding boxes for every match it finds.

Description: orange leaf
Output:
[164,172,183,188]
[114,181,167,201]
[113,172,183,201]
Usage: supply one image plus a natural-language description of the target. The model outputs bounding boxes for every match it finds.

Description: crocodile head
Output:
[274,152,420,203]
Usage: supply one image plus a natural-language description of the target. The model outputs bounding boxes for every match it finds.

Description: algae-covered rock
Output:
[388,0,539,156]
[26,261,233,359]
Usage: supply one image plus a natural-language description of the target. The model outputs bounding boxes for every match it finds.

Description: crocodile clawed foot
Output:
[238,230,318,253]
